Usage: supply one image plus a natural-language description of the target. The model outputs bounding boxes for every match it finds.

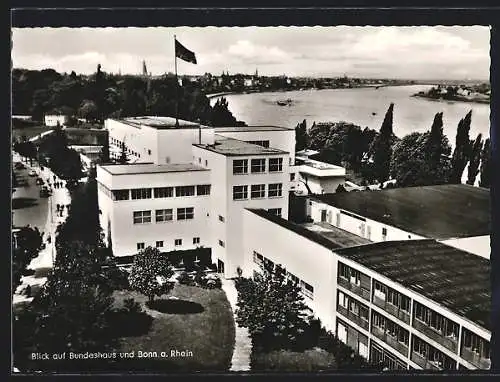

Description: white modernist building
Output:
[44,114,69,127]
[241,208,491,371]
[98,117,301,278]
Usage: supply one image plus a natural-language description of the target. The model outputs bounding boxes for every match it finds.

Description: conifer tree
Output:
[450,110,472,184]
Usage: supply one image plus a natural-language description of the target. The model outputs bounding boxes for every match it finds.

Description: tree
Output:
[128,246,175,302]
[78,100,99,122]
[479,138,491,188]
[210,97,246,127]
[467,133,483,185]
[118,141,128,164]
[390,132,428,187]
[370,103,395,183]
[12,226,43,290]
[234,263,310,352]
[450,110,472,184]
[295,119,308,152]
[335,184,347,193]
[423,112,452,185]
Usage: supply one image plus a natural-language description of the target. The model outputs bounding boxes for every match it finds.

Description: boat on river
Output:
[277,98,293,106]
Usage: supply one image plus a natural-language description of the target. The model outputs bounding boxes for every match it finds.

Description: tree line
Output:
[295,104,490,189]
[12,67,245,127]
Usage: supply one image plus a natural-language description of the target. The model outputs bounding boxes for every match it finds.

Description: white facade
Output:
[242,209,338,331]
[440,235,491,259]
[97,164,211,257]
[44,115,69,127]
[308,199,426,242]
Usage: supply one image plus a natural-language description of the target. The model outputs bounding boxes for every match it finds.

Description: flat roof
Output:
[115,116,208,130]
[99,162,209,175]
[214,125,293,132]
[296,157,345,170]
[335,240,491,331]
[313,184,490,240]
[193,135,288,156]
[247,209,371,251]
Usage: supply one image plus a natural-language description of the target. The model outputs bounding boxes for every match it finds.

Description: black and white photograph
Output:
[11,17,494,374]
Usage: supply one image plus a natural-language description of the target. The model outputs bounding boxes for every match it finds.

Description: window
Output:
[290,173,296,181]
[218,215,225,222]
[177,207,194,220]
[155,209,173,222]
[269,158,283,172]
[175,239,182,246]
[112,189,129,201]
[251,184,266,199]
[197,184,211,196]
[233,159,248,174]
[205,160,208,166]
[154,187,174,198]
[166,156,170,163]
[198,157,201,163]
[268,183,283,197]
[382,227,387,236]
[301,280,314,299]
[133,210,151,224]
[268,208,282,217]
[156,241,163,248]
[253,251,264,266]
[219,240,225,248]
[137,242,145,250]
[193,237,200,245]
[148,149,151,155]
[339,263,350,279]
[247,140,270,148]
[175,186,195,197]
[131,188,152,200]
[233,185,248,200]
[251,158,266,173]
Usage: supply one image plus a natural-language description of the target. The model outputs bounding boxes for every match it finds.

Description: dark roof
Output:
[335,240,491,330]
[247,209,371,251]
[194,135,288,156]
[99,162,208,175]
[313,184,490,240]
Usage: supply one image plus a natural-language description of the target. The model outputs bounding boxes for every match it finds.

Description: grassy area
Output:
[12,126,53,141]
[251,348,337,372]
[111,284,235,372]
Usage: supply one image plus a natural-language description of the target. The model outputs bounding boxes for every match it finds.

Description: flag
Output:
[175,39,197,64]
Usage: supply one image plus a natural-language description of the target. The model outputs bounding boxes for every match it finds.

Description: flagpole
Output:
[174,35,179,127]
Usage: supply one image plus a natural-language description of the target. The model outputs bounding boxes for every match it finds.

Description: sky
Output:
[11,26,490,80]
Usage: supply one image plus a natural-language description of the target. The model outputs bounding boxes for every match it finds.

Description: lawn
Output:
[110,284,235,372]
[251,348,337,372]
[12,126,53,141]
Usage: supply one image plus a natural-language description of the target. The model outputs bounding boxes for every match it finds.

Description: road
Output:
[12,159,49,230]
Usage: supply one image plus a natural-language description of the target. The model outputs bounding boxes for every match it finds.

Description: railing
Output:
[372,296,410,324]
[337,305,369,330]
[461,347,491,370]
[413,319,458,353]
[371,326,409,356]
[410,352,441,370]
[338,277,371,301]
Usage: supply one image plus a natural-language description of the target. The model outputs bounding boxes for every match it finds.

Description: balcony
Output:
[461,347,491,370]
[371,326,409,356]
[338,277,371,301]
[373,295,410,324]
[413,319,458,353]
[410,352,441,370]
[337,305,369,331]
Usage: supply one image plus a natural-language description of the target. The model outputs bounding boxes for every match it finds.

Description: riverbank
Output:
[412,93,490,105]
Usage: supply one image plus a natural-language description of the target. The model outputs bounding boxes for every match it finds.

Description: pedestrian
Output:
[47,235,51,244]
[56,203,60,211]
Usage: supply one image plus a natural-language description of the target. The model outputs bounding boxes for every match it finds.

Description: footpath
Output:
[12,154,72,304]
[221,278,252,372]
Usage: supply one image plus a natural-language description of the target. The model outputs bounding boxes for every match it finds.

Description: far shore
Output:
[411,93,490,105]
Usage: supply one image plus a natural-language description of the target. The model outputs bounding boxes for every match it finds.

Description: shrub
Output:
[104,266,130,291]
[123,298,142,314]
[194,269,207,287]
[205,275,222,289]
[177,271,195,286]
[251,348,337,372]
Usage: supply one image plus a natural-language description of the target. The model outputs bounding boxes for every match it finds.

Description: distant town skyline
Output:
[12,26,490,81]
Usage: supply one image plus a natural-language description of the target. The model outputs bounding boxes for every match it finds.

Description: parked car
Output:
[28,170,37,177]
[39,188,49,198]
[35,177,44,185]
[15,162,25,170]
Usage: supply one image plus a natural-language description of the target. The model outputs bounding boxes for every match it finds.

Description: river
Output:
[210,85,490,144]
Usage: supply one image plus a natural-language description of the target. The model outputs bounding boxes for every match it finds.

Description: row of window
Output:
[110,137,143,158]
[252,251,314,299]
[246,140,270,148]
[233,183,283,200]
[372,311,410,346]
[133,208,194,224]
[338,290,369,321]
[414,301,460,339]
[107,185,211,201]
[136,236,200,250]
[374,280,411,313]
[233,158,283,174]
[412,335,457,369]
